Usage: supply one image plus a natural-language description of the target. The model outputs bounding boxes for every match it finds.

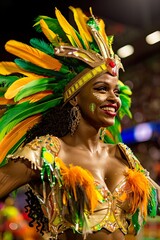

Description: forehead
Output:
[86,73,119,88]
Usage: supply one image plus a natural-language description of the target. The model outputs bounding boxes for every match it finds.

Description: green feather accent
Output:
[119,93,132,119]
[119,84,132,95]
[132,209,141,234]
[15,83,59,102]
[100,118,122,144]
[14,59,68,76]
[148,187,158,217]
[87,18,99,31]
[34,16,68,43]
[0,75,19,88]
[30,38,54,56]
[0,96,62,141]
[13,76,71,102]
[0,90,5,97]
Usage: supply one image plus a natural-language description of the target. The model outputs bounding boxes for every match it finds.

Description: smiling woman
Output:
[76,73,121,128]
[0,5,159,240]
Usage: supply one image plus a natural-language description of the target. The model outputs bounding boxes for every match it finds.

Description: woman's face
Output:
[76,73,121,128]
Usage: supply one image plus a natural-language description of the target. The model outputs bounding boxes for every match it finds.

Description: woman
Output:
[0,6,159,240]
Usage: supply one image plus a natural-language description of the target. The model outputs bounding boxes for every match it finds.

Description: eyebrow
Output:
[93,81,119,89]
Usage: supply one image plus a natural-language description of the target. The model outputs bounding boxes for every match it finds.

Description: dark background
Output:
[0,0,160,176]
[0,0,160,65]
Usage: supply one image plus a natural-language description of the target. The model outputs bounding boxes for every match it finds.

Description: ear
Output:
[69,96,78,106]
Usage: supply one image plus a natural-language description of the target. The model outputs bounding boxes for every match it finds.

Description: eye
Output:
[94,86,108,92]
[114,88,120,97]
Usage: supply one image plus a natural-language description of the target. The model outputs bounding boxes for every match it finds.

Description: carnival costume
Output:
[0,5,159,240]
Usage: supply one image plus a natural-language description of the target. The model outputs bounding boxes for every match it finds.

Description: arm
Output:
[0,158,39,199]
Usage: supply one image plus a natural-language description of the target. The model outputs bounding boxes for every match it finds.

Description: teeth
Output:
[101,107,115,112]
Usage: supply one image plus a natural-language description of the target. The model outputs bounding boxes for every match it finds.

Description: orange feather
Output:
[0,97,15,105]
[5,40,62,71]
[18,90,53,103]
[0,114,42,164]
[55,157,98,212]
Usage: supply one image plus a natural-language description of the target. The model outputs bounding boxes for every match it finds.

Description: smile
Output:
[100,105,117,117]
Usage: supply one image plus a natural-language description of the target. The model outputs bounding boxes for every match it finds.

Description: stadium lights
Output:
[117,44,134,58]
[145,31,160,45]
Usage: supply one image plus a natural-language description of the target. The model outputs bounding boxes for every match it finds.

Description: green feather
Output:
[30,38,54,56]
[148,187,158,217]
[14,77,70,102]
[132,209,141,234]
[119,93,132,119]
[0,96,62,140]
[14,59,67,77]
[34,16,68,43]
[0,75,19,88]
[100,118,122,144]
[15,83,58,102]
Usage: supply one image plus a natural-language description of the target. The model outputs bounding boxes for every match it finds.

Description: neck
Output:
[62,118,102,152]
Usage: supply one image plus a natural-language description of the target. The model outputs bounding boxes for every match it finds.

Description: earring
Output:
[70,105,81,136]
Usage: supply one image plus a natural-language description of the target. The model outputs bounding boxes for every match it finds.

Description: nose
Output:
[108,91,121,107]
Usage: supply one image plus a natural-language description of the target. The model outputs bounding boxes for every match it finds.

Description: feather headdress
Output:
[0,6,132,165]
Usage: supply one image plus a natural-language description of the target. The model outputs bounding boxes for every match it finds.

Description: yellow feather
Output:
[18,90,53,103]
[99,19,108,45]
[0,114,41,164]
[55,8,83,48]
[0,61,39,77]
[5,75,45,99]
[5,40,62,71]
[39,19,60,46]
[69,6,92,49]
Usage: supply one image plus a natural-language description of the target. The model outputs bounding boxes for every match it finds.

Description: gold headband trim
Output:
[64,63,107,102]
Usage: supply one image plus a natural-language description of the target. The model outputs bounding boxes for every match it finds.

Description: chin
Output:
[102,120,115,127]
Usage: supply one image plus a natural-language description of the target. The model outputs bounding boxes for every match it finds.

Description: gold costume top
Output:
[7,135,155,239]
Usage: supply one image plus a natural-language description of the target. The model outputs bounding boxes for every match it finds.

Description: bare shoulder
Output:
[102,142,131,167]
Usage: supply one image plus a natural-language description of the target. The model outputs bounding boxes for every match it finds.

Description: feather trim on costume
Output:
[55,157,99,212]
[124,169,151,219]
[54,157,102,236]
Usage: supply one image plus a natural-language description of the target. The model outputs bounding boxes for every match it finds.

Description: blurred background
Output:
[0,0,160,239]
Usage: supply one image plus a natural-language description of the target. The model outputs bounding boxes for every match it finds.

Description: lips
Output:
[100,104,118,117]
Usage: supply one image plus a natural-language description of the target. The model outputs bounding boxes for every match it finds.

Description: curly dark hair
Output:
[25,188,49,234]
[25,102,73,144]
[24,102,73,235]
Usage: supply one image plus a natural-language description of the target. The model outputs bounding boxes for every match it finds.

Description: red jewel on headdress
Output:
[109,60,116,68]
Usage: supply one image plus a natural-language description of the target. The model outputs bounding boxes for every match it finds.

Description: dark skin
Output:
[2,73,159,240]
[58,73,128,240]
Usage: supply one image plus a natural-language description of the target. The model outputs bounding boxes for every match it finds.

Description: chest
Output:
[58,145,128,192]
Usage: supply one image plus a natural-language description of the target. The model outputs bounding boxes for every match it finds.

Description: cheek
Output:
[92,92,106,102]
[89,103,96,113]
